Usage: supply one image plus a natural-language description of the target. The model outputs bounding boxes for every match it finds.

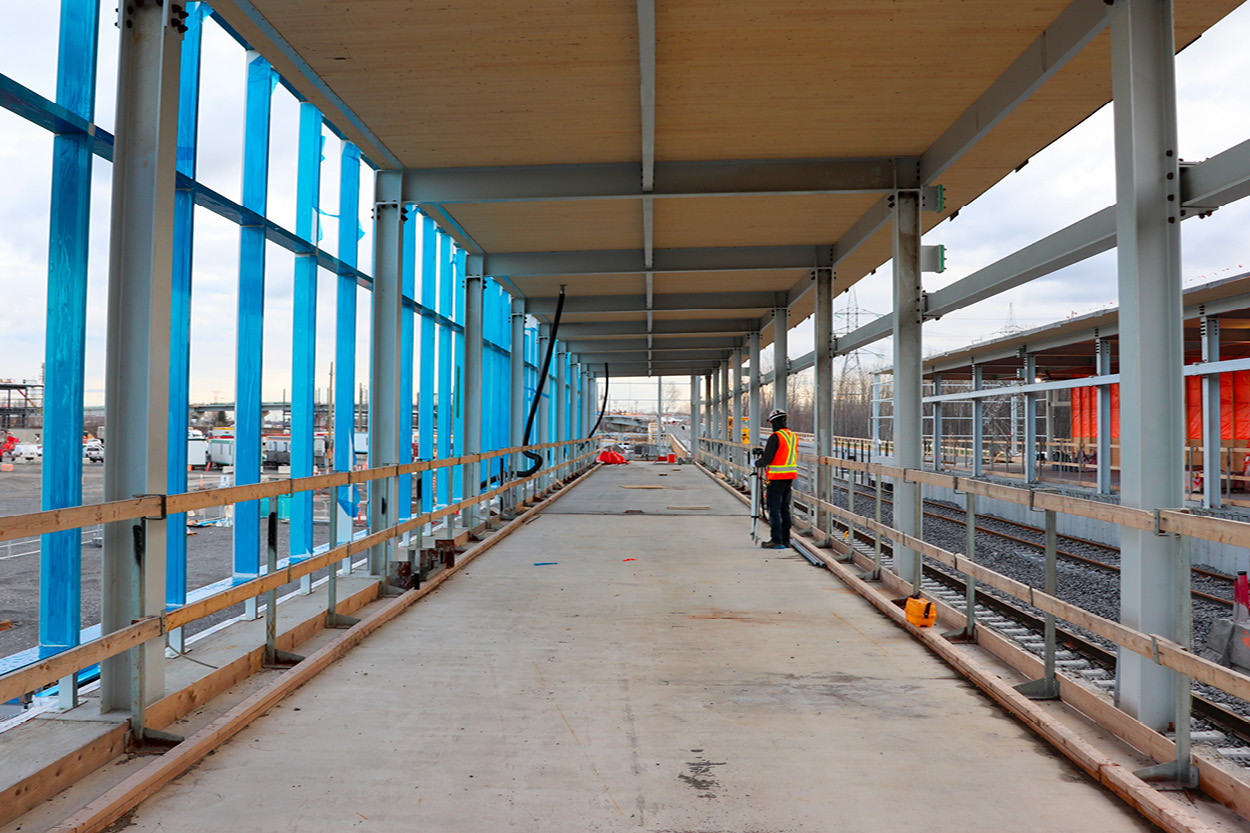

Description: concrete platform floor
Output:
[114,464,1154,832]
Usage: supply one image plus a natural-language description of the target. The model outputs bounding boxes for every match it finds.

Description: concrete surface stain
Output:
[678,751,726,798]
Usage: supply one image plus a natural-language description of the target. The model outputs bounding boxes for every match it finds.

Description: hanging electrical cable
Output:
[516,286,565,477]
[588,364,609,438]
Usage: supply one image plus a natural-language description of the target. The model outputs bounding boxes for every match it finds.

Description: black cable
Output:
[587,364,609,438]
[517,287,565,477]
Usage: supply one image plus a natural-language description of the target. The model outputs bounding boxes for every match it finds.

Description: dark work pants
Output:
[766,478,793,545]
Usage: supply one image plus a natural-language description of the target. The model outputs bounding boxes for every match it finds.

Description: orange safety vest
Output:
[766,429,798,481]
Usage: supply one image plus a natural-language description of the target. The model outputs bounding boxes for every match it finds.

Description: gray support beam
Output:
[720,360,731,449]
[690,375,700,458]
[892,190,924,588]
[370,173,405,576]
[526,291,778,315]
[511,298,525,484]
[815,269,834,539]
[101,0,182,719]
[932,373,944,471]
[1111,0,1184,732]
[773,307,789,414]
[556,344,567,478]
[1096,337,1113,494]
[972,364,984,477]
[538,323,551,488]
[657,375,664,454]
[731,347,743,475]
[558,319,758,338]
[1201,316,1221,508]
[1023,354,1038,483]
[462,267,484,526]
[748,331,762,448]
[469,244,831,279]
[559,336,738,353]
[637,0,655,193]
[401,157,908,204]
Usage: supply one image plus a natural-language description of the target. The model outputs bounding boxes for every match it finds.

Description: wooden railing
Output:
[0,439,598,705]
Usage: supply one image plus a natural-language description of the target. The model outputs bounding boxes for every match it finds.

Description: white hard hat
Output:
[768,409,787,423]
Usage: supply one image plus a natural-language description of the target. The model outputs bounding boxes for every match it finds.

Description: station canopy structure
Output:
[209,0,1243,379]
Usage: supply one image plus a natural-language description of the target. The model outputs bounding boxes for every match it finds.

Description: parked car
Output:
[15,443,42,462]
[83,442,104,463]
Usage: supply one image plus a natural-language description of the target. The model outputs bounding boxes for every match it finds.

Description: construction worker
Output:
[757,408,797,549]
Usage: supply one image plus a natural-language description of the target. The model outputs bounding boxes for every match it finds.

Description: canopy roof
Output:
[210,0,1241,376]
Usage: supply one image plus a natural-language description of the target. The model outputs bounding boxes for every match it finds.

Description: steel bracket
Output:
[1014,676,1061,700]
[263,648,304,669]
[1134,759,1199,791]
[325,612,360,629]
[136,494,168,521]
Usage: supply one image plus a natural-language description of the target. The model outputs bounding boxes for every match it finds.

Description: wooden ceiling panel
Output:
[511,274,647,298]
[653,270,802,295]
[249,0,640,167]
[655,0,1073,161]
[653,193,880,249]
[445,201,643,253]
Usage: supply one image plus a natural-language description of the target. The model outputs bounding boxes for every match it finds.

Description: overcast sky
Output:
[2,2,1249,416]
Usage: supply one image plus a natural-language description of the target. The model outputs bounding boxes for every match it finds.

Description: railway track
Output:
[834,483,1237,608]
[843,524,1250,762]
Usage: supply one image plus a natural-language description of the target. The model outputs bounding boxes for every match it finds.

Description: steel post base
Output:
[325,612,361,629]
[1134,760,1199,791]
[941,625,977,643]
[130,725,184,754]
[858,568,882,582]
[264,648,305,669]
[1014,677,1061,700]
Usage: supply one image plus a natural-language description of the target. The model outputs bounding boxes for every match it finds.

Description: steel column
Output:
[1095,337,1113,493]
[556,344,567,476]
[892,189,924,588]
[100,0,182,720]
[972,364,984,477]
[1111,0,1184,732]
[815,269,833,541]
[290,102,322,570]
[40,0,103,672]
[537,323,551,488]
[463,267,483,525]
[932,373,943,471]
[690,375,700,458]
[398,205,416,523]
[369,172,404,577]
[1201,316,1221,508]
[773,307,789,413]
[510,297,525,505]
[1023,354,1038,483]
[730,348,741,470]
[748,331,761,448]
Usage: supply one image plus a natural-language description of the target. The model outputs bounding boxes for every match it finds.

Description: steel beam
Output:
[892,190,924,589]
[1181,136,1250,211]
[469,245,830,278]
[511,297,525,489]
[557,319,759,338]
[1023,355,1038,483]
[1112,0,1184,733]
[537,323,551,488]
[525,291,778,315]
[573,349,731,364]
[401,157,904,204]
[690,375,701,456]
[100,0,181,717]
[557,336,740,353]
